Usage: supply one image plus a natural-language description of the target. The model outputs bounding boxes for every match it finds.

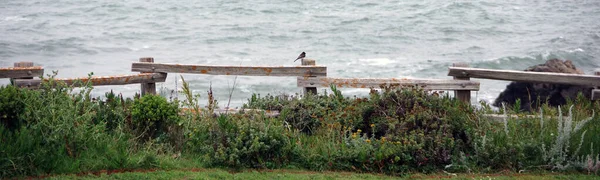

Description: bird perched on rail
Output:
[294,52,306,62]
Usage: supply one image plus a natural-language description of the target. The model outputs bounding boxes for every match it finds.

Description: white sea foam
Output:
[358,58,394,66]
[566,48,584,53]
[2,16,31,22]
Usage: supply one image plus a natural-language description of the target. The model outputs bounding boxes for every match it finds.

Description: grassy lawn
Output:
[45,169,597,180]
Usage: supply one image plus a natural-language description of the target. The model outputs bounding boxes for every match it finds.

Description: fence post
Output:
[11,62,34,85]
[302,59,318,96]
[452,63,471,104]
[139,57,156,95]
[593,69,600,100]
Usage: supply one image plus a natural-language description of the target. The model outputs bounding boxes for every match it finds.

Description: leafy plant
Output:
[92,91,131,132]
[0,85,25,130]
[131,95,181,141]
[187,113,290,169]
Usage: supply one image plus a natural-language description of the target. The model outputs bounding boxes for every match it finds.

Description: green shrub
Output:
[364,88,476,168]
[186,113,291,169]
[246,87,477,174]
[278,94,326,134]
[131,95,180,141]
[244,93,293,112]
[92,91,132,132]
[470,94,600,172]
[0,85,25,130]
[266,86,362,135]
[0,78,141,178]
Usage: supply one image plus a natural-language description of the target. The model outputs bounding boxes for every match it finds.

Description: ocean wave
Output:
[2,16,31,22]
[339,17,370,25]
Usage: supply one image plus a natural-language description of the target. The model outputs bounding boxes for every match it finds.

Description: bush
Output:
[246,87,478,173]
[0,79,140,178]
[92,91,132,132]
[262,86,363,135]
[0,85,25,130]
[131,95,180,141]
[362,88,477,168]
[186,113,291,169]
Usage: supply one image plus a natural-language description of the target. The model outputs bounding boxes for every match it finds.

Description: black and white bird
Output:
[294,52,306,62]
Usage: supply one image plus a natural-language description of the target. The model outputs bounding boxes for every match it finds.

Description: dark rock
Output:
[493,59,593,111]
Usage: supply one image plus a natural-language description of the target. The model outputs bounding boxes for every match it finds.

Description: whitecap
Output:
[2,16,31,22]
[238,85,251,93]
[358,58,393,66]
[566,48,584,53]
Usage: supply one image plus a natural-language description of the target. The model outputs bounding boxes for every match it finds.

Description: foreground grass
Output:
[47,169,395,180]
[46,169,597,180]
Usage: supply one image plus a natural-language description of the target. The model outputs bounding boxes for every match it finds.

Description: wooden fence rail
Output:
[14,73,167,88]
[0,66,44,79]
[297,77,480,91]
[448,66,600,86]
[448,65,600,101]
[131,62,327,77]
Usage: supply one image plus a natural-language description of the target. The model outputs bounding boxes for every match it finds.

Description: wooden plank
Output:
[448,67,600,86]
[297,77,480,91]
[0,66,44,78]
[181,108,280,117]
[593,89,600,100]
[14,73,167,88]
[132,62,327,77]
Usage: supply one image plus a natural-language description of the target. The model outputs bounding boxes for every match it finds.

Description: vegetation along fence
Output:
[1,57,599,105]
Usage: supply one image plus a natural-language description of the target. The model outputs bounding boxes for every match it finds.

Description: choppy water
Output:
[1,0,599,107]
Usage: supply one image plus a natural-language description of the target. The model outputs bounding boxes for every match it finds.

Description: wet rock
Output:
[493,59,593,111]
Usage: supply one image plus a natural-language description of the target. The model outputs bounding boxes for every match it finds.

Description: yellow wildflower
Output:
[366,139,371,143]
[370,124,375,128]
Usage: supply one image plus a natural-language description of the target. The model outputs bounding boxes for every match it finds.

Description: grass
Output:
[45,168,598,180]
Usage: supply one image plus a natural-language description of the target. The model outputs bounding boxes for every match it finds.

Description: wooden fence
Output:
[448,65,600,101]
[2,57,599,104]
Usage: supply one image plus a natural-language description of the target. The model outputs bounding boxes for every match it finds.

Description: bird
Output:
[294,52,306,62]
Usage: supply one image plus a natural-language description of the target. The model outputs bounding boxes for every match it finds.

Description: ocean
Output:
[1,0,599,107]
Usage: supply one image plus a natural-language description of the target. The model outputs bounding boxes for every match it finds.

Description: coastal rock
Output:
[493,59,593,111]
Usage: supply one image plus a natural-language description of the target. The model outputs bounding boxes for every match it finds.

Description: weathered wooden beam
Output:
[13,73,167,88]
[297,77,480,91]
[448,67,600,86]
[593,89,600,101]
[8,62,38,85]
[181,108,280,117]
[0,66,44,79]
[132,62,327,77]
